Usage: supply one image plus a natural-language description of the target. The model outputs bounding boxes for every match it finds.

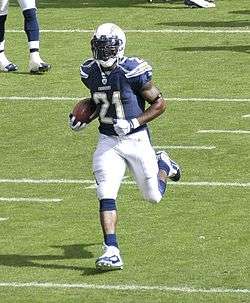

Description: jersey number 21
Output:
[93,92,125,124]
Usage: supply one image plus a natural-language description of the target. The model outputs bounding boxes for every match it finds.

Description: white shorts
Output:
[93,130,162,203]
[0,0,36,15]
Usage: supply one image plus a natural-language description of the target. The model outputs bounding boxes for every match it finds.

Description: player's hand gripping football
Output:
[113,118,140,136]
[68,114,87,131]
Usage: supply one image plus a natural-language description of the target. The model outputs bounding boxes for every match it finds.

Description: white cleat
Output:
[29,60,51,73]
[0,53,18,72]
[29,52,51,73]
[95,245,123,271]
[184,0,216,8]
[156,150,181,181]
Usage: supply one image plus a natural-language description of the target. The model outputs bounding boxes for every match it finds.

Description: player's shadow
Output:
[152,0,183,2]
[9,0,153,8]
[7,71,47,76]
[157,20,250,27]
[0,243,106,276]
[172,45,250,54]
[229,10,250,15]
[10,0,184,9]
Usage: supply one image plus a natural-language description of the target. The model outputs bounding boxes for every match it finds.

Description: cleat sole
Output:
[96,262,123,271]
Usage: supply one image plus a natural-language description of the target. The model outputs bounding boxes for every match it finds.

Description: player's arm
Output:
[113,80,166,136]
[136,80,166,125]
[69,60,94,131]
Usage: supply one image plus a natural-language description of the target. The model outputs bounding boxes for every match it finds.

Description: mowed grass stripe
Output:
[0,282,249,294]
[0,179,249,187]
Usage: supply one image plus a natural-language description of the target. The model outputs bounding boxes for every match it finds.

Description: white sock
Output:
[30,51,42,63]
[0,40,5,52]
[0,51,10,66]
[28,41,40,50]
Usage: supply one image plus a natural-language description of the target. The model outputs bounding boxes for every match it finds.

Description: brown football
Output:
[72,98,97,124]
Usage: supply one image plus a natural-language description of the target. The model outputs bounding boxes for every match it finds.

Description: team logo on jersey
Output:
[102,78,108,85]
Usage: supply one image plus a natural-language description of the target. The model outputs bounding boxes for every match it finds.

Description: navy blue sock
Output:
[0,15,7,43]
[23,8,39,42]
[158,179,167,196]
[104,234,118,248]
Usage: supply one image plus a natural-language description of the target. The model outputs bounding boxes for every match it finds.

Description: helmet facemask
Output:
[91,23,126,68]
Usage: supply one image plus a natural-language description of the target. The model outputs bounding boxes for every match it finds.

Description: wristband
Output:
[130,118,140,129]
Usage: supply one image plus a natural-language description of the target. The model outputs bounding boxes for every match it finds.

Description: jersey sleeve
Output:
[122,58,153,91]
[79,59,95,89]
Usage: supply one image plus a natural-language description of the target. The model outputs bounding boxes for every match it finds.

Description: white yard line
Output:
[0,179,92,184]
[169,97,250,102]
[6,29,250,33]
[242,114,250,118]
[0,282,249,294]
[0,179,249,188]
[0,217,9,221]
[198,130,250,134]
[0,96,72,101]
[1,96,250,102]
[0,197,61,203]
[84,185,97,189]
[172,182,250,187]
[153,145,216,150]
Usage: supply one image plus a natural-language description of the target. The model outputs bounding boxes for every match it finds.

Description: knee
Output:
[19,0,36,12]
[96,183,117,201]
[94,170,119,201]
[0,11,8,18]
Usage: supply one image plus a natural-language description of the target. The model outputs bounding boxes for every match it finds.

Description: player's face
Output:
[91,36,120,68]
[91,37,119,61]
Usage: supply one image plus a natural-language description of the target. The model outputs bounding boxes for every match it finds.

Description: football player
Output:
[0,0,50,72]
[69,23,181,271]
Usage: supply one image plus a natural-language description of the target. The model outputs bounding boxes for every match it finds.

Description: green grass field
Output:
[0,0,249,302]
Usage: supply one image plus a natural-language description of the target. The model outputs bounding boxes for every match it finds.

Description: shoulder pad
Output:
[80,58,96,79]
[119,57,152,79]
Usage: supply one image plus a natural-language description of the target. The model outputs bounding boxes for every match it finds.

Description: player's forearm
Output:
[136,98,166,125]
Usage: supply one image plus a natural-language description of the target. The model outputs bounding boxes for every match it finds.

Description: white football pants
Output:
[93,130,162,203]
[0,0,36,15]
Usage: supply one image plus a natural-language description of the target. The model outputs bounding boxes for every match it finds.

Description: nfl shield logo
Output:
[102,78,107,85]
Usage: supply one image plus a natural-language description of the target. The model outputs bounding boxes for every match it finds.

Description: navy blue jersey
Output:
[80,57,152,136]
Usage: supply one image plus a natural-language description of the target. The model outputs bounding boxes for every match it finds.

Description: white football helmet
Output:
[91,23,126,68]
